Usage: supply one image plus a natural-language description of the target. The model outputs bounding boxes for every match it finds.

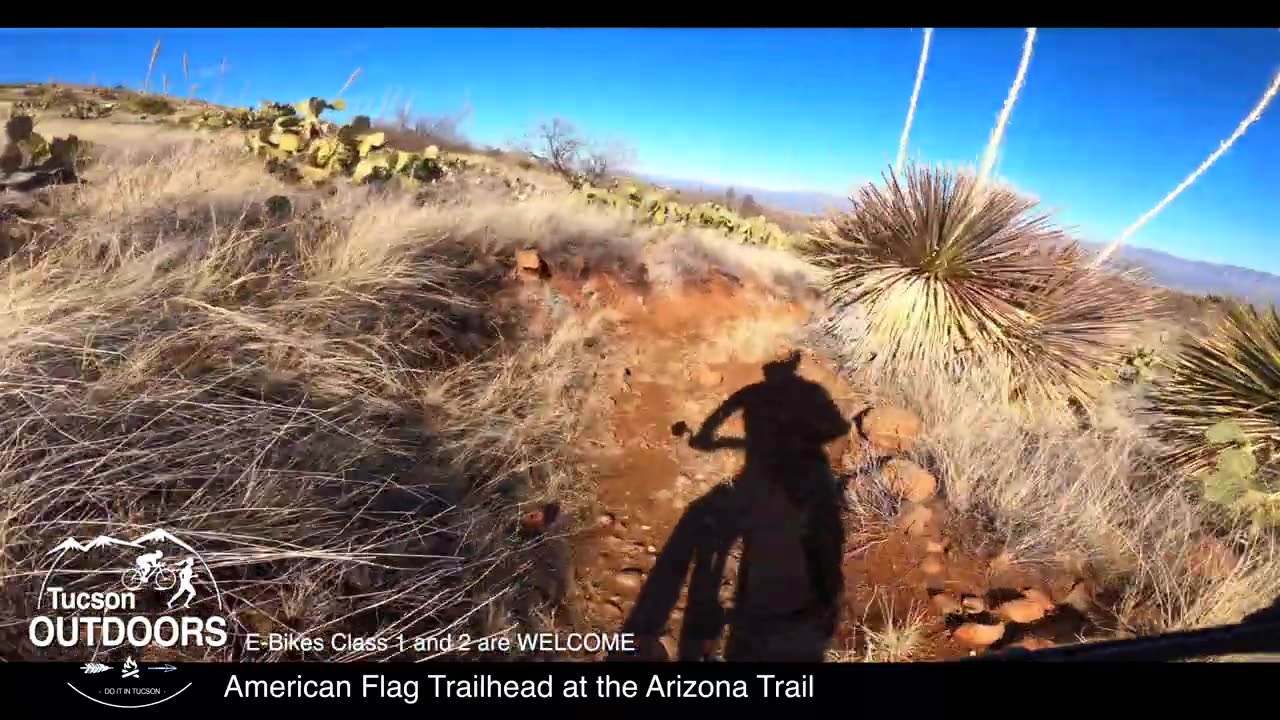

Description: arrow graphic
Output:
[148,664,177,672]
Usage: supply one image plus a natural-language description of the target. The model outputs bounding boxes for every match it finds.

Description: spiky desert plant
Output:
[1150,302,1280,480]
[807,162,1151,404]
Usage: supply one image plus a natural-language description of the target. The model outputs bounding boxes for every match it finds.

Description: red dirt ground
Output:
[517,263,1088,662]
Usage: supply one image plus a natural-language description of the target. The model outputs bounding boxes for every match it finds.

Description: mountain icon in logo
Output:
[46,535,145,555]
[38,527,224,611]
[45,528,199,557]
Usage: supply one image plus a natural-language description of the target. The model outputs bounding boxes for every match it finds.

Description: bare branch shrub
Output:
[518,117,635,183]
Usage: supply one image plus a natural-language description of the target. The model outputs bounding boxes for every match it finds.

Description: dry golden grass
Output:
[858,361,1280,636]
[0,137,619,661]
[0,129,826,661]
[3,100,1275,663]
[827,591,927,662]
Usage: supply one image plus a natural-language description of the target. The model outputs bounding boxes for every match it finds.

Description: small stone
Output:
[518,502,559,534]
[920,553,945,575]
[1019,587,1054,610]
[992,597,1051,624]
[899,503,935,538]
[595,601,624,622]
[630,555,657,572]
[612,569,645,594]
[931,592,962,616]
[1007,636,1055,651]
[597,513,615,527]
[1061,580,1094,614]
[961,595,986,614]
[1186,535,1239,578]
[952,622,1006,648]
[861,406,922,454]
[515,248,543,272]
[882,458,939,503]
[646,545,657,554]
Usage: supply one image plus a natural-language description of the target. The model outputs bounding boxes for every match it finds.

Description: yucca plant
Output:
[806,162,1154,404]
[1150,302,1280,480]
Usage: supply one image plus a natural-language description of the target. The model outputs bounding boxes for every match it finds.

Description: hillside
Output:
[646,175,1280,307]
[1095,242,1280,306]
[1,82,1278,665]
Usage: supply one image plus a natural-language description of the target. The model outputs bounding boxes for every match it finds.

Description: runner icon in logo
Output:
[167,558,196,610]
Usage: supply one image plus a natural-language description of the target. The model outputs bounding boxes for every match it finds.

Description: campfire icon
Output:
[121,657,139,679]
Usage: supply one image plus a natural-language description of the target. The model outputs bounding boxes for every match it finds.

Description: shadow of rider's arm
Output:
[690,387,748,450]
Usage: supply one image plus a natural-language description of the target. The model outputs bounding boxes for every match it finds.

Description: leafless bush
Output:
[390,100,474,151]
[517,117,635,183]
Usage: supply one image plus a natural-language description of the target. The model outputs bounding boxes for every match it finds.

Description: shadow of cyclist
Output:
[619,350,851,661]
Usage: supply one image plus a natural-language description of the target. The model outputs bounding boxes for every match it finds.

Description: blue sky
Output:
[2,28,1278,273]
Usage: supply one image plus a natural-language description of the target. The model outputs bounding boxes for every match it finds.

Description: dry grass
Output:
[827,591,927,662]
[4,88,1275,664]
[0,137,615,661]
[0,129,825,662]
[420,195,821,299]
[863,361,1280,636]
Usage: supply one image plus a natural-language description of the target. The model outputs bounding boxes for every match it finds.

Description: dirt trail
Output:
[551,271,1088,662]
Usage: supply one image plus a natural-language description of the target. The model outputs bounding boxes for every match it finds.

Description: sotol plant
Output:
[1150,302,1280,480]
[804,162,1155,405]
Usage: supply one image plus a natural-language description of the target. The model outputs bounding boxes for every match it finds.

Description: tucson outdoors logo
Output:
[32,528,228,708]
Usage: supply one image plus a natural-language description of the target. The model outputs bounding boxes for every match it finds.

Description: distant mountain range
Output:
[643,174,1280,307]
[1086,243,1280,306]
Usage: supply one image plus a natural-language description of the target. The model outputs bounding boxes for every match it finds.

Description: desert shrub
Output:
[125,94,175,116]
[1150,302,1280,485]
[872,361,1280,636]
[518,117,635,184]
[805,163,1155,405]
[382,103,476,154]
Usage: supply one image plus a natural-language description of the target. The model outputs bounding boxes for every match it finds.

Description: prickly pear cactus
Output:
[62,100,115,120]
[2,112,51,171]
[1201,420,1280,531]
[1118,346,1160,384]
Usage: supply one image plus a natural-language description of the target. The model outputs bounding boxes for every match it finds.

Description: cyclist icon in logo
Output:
[121,549,177,592]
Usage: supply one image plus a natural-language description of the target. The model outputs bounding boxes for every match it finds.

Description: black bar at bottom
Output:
[6,658,1270,711]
